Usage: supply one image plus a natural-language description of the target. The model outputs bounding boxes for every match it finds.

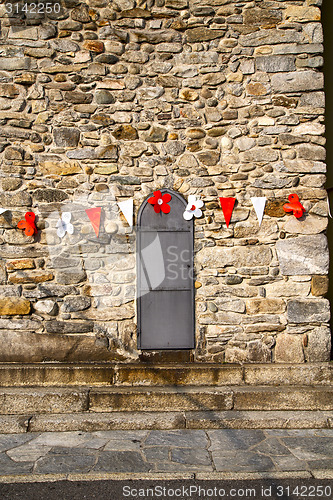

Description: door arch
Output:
[137,189,195,350]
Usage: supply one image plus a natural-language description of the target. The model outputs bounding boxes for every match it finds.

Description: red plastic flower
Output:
[283,194,305,219]
[148,190,171,214]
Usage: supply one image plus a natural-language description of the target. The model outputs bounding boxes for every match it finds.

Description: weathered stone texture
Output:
[275,334,305,363]
[287,299,330,324]
[306,327,331,362]
[0,0,329,365]
[276,235,329,276]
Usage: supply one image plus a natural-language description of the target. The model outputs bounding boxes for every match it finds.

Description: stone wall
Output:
[0,0,330,364]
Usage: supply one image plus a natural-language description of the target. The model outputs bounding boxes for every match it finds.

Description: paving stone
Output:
[306,459,333,470]
[48,446,97,456]
[145,430,208,448]
[92,430,149,441]
[280,438,333,461]
[143,447,169,462]
[76,437,110,450]
[207,430,266,452]
[212,451,276,472]
[0,453,33,475]
[34,454,96,474]
[6,443,51,462]
[93,451,150,472]
[252,438,292,456]
[103,440,141,451]
[0,434,35,453]
[31,432,92,447]
[272,455,309,471]
[171,448,211,466]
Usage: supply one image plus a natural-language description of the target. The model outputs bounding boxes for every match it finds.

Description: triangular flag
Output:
[251,197,267,226]
[85,207,101,237]
[118,199,133,228]
[219,197,236,228]
[0,209,8,215]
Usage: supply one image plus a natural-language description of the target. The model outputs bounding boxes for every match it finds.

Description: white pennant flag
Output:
[0,209,9,215]
[251,197,267,226]
[327,197,332,218]
[118,199,133,228]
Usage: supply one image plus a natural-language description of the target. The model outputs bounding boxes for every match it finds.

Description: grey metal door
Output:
[137,189,195,350]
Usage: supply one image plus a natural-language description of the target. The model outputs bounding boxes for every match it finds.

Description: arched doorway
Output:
[137,189,195,349]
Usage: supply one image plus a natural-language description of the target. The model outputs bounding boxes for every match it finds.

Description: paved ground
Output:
[0,429,332,480]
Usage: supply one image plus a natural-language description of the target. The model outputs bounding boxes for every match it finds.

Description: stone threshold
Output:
[0,362,331,387]
[0,410,332,434]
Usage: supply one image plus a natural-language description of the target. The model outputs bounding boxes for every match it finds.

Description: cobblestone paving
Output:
[0,429,332,476]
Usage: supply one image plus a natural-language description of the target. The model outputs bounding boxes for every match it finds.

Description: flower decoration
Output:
[56,212,74,238]
[17,212,37,236]
[283,194,305,219]
[183,195,204,220]
[148,190,171,214]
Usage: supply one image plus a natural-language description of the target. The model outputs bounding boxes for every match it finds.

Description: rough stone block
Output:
[0,58,35,71]
[284,215,327,235]
[311,275,329,296]
[241,148,279,162]
[285,6,321,22]
[275,334,305,363]
[240,29,304,47]
[0,297,31,315]
[287,299,330,324]
[186,27,226,43]
[271,71,324,93]
[246,299,285,315]
[34,189,68,203]
[225,342,271,363]
[53,127,80,148]
[56,270,87,285]
[8,271,54,284]
[256,56,295,73]
[6,259,35,271]
[306,327,331,362]
[276,235,329,275]
[0,331,120,363]
[0,192,32,207]
[39,160,82,176]
[244,7,282,26]
[198,246,272,268]
[34,299,58,316]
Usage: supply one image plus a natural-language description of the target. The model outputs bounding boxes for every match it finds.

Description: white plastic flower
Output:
[56,212,74,238]
[183,195,204,220]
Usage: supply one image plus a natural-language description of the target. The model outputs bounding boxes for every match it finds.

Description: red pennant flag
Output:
[219,197,236,228]
[85,207,101,237]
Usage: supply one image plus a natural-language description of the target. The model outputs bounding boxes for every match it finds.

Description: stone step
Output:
[1,385,332,416]
[89,386,333,412]
[0,410,332,434]
[0,362,331,387]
